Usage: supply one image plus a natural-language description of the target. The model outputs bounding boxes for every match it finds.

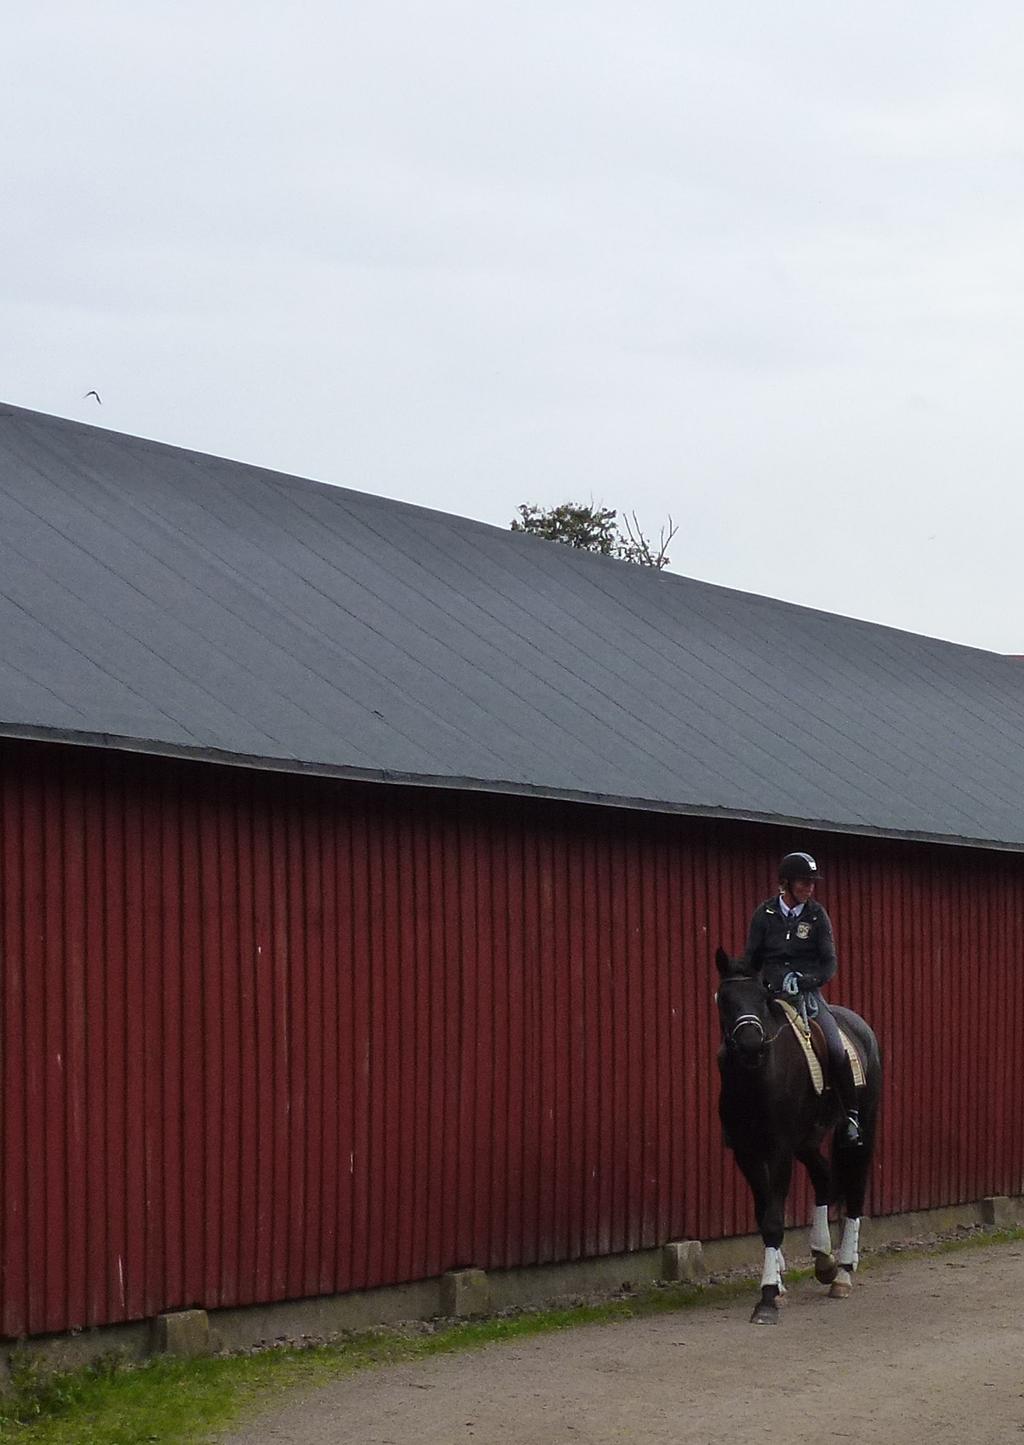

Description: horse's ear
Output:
[715,946,732,977]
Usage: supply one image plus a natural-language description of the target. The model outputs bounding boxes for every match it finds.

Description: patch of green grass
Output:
[4,1226,1024,1445]
[857,1224,1024,1272]
[930,1225,1024,1254]
[0,1282,744,1445]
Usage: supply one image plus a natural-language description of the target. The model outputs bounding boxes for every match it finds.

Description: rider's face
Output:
[785,877,815,905]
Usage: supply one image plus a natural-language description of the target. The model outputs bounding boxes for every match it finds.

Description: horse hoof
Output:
[828,1280,852,1300]
[814,1251,838,1285]
[750,1303,779,1324]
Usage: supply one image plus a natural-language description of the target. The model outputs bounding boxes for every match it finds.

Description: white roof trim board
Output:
[2,401,1024,851]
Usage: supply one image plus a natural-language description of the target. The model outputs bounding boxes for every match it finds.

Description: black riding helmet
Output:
[778,850,822,882]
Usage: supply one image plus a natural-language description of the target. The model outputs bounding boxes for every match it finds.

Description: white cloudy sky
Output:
[4,3,1024,651]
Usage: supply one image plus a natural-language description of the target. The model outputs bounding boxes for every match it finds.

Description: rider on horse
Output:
[742,850,863,1145]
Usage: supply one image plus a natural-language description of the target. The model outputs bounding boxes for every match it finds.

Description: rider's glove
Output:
[781,970,801,996]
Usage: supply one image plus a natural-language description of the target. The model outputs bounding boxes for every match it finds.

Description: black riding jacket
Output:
[742,896,838,995]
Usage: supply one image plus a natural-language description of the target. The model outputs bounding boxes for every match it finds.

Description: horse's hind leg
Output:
[829,1098,877,1299]
[796,1146,837,1285]
[829,1202,862,1298]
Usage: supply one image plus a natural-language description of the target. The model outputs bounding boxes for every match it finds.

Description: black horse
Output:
[715,946,882,1324]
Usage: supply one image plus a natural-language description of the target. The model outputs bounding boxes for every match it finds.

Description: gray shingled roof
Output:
[2,400,1023,850]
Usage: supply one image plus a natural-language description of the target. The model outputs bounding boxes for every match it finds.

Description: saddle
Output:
[774,998,865,1096]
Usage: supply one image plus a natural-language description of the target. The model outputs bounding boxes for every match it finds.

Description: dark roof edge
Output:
[4,721,1023,857]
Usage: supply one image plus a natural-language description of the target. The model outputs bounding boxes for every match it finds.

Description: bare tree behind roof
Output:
[511,502,676,569]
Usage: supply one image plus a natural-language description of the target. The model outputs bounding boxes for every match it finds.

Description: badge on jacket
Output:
[796,921,812,939]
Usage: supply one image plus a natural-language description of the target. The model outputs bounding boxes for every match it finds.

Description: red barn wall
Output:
[2,738,1023,1339]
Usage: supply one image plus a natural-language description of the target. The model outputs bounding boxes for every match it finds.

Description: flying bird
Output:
[83,390,102,404]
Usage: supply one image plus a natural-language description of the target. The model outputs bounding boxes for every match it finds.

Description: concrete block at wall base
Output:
[151,1309,211,1358]
[441,1269,491,1318]
[981,1196,1018,1228]
[661,1240,706,1283]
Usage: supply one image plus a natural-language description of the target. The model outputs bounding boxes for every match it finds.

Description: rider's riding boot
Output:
[837,1061,863,1147]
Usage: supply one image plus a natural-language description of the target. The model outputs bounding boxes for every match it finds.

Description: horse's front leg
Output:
[750,1152,793,1325]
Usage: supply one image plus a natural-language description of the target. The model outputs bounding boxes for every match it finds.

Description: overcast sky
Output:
[4,3,1024,652]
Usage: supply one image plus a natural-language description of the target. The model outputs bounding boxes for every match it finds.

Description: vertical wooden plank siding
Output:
[2,737,1024,1339]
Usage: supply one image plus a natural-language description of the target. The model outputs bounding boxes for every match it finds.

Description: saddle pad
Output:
[776,1000,867,1092]
[841,1028,866,1087]
[775,999,825,1094]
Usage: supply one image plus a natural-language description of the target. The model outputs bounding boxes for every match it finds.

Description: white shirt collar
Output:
[778,894,805,918]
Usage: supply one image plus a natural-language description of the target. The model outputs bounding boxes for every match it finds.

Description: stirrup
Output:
[841,1111,863,1147]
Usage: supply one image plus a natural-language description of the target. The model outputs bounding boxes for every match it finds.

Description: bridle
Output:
[728,1011,769,1046]
[717,977,787,1052]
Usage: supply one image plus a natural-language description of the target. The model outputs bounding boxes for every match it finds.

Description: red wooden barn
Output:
[1,402,1023,1341]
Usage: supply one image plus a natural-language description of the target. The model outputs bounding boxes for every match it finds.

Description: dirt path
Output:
[223,1244,1024,1444]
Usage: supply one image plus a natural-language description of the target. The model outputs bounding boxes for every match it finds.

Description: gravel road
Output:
[222,1242,1024,1444]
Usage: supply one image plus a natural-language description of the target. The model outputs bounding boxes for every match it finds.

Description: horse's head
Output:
[715,946,772,1066]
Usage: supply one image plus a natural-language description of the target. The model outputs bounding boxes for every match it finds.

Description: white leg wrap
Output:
[809,1205,832,1254]
[839,1217,861,1270]
[760,1246,784,1289]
